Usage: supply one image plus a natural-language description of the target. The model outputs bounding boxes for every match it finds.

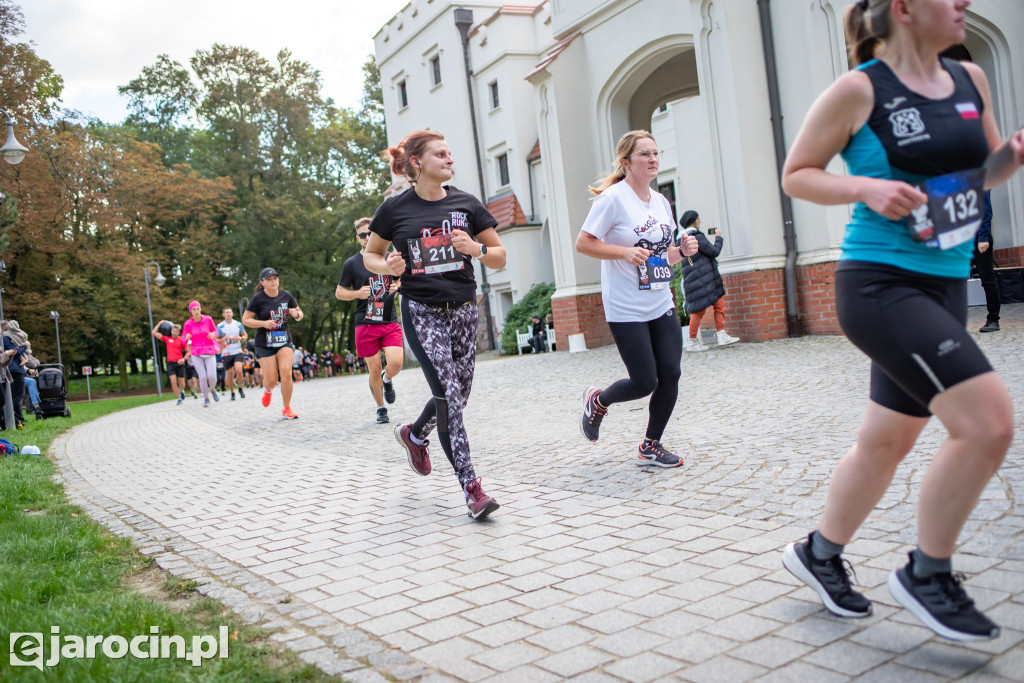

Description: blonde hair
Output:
[382,130,446,181]
[844,0,893,67]
[589,130,655,196]
[354,217,372,231]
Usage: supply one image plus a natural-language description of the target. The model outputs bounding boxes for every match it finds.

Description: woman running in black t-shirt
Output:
[242,268,304,420]
[364,129,507,520]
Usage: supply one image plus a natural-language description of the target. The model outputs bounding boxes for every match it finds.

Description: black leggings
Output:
[601,308,682,442]
[402,297,478,487]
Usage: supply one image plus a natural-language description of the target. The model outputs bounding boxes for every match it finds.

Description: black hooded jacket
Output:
[681,231,725,313]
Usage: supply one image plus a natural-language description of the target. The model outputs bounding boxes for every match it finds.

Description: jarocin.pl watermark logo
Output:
[10,625,229,670]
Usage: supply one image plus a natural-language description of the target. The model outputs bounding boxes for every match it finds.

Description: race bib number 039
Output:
[906,168,985,250]
[410,234,464,275]
[638,255,672,291]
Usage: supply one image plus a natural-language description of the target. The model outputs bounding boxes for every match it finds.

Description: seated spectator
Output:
[530,315,547,353]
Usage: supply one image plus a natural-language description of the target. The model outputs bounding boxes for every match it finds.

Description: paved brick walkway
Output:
[53,307,1024,681]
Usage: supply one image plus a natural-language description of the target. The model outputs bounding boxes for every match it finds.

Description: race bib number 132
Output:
[906,168,985,250]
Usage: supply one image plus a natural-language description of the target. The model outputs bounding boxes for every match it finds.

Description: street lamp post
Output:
[143,262,166,397]
[454,7,497,351]
[49,310,61,366]
[238,297,249,323]
[0,110,29,430]
[0,108,28,165]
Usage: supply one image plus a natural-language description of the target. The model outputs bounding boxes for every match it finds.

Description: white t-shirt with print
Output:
[581,181,677,323]
[218,320,246,355]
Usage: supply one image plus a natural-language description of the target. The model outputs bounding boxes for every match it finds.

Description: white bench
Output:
[517,325,555,354]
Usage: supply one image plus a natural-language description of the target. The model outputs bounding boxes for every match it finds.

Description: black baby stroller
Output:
[35,363,71,419]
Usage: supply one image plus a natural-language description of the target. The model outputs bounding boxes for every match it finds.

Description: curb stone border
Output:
[50,431,448,682]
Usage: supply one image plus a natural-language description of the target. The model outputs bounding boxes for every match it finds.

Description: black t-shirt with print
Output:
[369,185,497,306]
[338,252,398,326]
[246,289,298,348]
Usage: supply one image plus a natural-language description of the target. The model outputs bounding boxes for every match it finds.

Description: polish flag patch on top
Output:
[955,102,980,119]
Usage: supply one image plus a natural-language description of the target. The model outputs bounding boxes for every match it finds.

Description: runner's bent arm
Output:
[961,61,1024,188]
[450,226,506,269]
[241,310,273,329]
[782,70,926,220]
[364,234,404,276]
[335,285,371,301]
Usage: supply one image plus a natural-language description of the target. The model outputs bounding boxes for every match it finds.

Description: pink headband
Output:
[188,300,201,311]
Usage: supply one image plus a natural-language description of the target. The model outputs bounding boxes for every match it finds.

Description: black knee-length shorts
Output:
[835,261,992,417]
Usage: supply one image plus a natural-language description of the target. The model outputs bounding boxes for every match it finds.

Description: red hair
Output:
[383,130,446,180]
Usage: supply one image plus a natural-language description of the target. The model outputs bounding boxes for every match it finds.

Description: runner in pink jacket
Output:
[182,300,220,406]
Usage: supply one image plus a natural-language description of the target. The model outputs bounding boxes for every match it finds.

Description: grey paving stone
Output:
[535,645,614,678]
[52,323,1024,683]
[603,651,684,682]
[677,654,766,683]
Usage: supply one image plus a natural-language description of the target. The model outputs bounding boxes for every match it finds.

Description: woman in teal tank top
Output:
[778,0,1024,643]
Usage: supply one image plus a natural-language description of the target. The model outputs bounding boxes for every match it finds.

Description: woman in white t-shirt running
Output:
[576,130,698,467]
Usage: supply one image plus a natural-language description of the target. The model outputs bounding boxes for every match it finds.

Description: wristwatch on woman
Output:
[477,243,488,259]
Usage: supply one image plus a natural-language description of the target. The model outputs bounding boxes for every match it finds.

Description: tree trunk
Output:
[118,345,129,393]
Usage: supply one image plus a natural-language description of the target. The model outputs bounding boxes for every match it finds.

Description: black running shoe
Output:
[888,553,1000,642]
[637,440,683,468]
[782,533,872,618]
[376,406,389,424]
[979,320,1000,333]
[580,387,607,442]
[381,371,396,404]
[231,392,236,401]
[238,387,245,399]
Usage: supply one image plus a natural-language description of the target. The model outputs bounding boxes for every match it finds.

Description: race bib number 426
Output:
[410,234,464,275]
[906,168,985,250]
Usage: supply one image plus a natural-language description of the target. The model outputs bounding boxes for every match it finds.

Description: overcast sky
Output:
[20,0,410,122]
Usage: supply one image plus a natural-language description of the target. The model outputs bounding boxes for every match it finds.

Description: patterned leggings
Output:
[402,297,478,487]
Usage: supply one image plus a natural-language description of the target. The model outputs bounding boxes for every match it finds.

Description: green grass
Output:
[0,396,336,681]
[66,372,164,398]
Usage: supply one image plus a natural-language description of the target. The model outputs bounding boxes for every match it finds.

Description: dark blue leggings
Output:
[600,308,682,442]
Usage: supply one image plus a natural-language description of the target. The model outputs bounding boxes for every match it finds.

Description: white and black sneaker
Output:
[783,533,872,618]
[381,371,396,404]
[580,387,607,442]
[376,406,389,424]
[636,440,683,468]
[888,552,1000,642]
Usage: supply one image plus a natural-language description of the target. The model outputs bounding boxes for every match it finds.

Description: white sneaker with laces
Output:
[716,330,740,346]
[685,337,706,353]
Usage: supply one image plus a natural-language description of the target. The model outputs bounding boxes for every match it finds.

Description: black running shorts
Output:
[835,261,993,417]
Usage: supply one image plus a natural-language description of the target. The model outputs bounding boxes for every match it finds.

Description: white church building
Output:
[374,0,1024,350]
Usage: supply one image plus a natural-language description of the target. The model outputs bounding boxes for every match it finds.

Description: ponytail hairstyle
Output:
[844,0,893,67]
[589,130,655,196]
[253,282,264,293]
[382,130,446,182]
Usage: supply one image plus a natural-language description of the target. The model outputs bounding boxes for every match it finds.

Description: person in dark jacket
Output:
[678,210,739,351]
[973,191,1000,332]
[2,320,29,427]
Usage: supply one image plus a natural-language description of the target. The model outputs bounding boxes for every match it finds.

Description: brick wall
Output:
[549,261,850,349]
[994,246,1024,268]
[550,292,612,350]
